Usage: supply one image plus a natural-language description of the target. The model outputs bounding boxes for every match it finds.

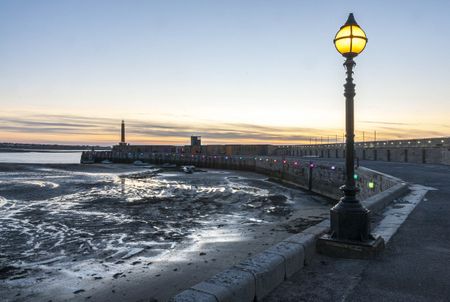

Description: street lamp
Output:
[317,13,383,258]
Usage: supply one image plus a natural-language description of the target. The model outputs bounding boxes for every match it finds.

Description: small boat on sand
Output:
[182,165,195,174]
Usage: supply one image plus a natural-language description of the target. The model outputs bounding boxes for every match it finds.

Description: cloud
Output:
[359,120,411,126]
[0,113,447,145]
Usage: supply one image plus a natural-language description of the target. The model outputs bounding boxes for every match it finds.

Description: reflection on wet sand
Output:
[0,163,329,301]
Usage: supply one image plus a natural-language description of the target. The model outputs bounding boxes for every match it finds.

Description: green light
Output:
[368,181,375,189]
[353,174,359,180]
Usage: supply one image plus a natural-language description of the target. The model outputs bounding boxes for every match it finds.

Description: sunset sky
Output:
[1,0,449,145]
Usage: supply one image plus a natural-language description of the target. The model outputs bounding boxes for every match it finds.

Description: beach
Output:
[0,162,329,302]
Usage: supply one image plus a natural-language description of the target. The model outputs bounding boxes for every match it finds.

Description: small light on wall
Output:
[283,160,287,164]
[309,163,315,168]
[331,166,336,170]
[354,174,359,180]
[294,161,298,165]
[368,181,375,189]
[274,159,277,163]
[225,156,228,160]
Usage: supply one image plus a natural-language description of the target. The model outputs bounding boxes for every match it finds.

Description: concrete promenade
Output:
[264,161,450,302]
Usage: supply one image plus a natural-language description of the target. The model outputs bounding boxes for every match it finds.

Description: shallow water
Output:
[0,163,329,301]
[0,152,82,164]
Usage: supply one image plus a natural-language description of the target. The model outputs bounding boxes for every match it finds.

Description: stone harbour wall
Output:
[81,152,403,202]
[275,137,450,165]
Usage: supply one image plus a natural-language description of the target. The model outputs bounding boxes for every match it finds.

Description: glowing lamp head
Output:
[334,13,367,58]
[368,181,375,189]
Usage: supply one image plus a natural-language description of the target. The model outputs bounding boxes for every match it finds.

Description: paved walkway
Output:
[264,161,450,302]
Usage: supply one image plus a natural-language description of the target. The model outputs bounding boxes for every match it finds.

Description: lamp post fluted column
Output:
[343,57,357,200]
[329,57,370,242]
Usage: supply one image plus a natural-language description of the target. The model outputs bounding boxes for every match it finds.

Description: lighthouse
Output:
[120,120,126,145]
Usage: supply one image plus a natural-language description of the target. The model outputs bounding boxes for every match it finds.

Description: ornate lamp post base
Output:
[330,199,371,241]
[317,233,384,260]
[317,188,385,259]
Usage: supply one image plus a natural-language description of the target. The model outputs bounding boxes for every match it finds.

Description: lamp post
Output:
[318,13,384,258]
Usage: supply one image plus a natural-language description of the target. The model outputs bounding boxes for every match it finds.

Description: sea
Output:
[0,151,83,164]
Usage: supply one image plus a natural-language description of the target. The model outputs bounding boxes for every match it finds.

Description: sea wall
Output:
[81,151,403,201]
[275,137,450,165]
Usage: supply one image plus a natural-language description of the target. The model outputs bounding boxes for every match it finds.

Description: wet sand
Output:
[0,163,330,302]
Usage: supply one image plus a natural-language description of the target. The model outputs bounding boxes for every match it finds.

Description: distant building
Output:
[191,136,201,146]
[190,136,201,154]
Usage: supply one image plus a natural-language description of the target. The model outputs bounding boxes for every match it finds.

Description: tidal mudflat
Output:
[0,163,330,302]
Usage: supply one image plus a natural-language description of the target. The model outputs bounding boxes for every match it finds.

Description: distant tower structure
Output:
[120,120,126,145]
[190,136,201,154]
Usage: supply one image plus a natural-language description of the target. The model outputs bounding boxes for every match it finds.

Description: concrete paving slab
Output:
[235,251,285,300]
[170,288,218,302]
[282,233,316,265]
[265,241,305,278]
[201,268,255,302]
